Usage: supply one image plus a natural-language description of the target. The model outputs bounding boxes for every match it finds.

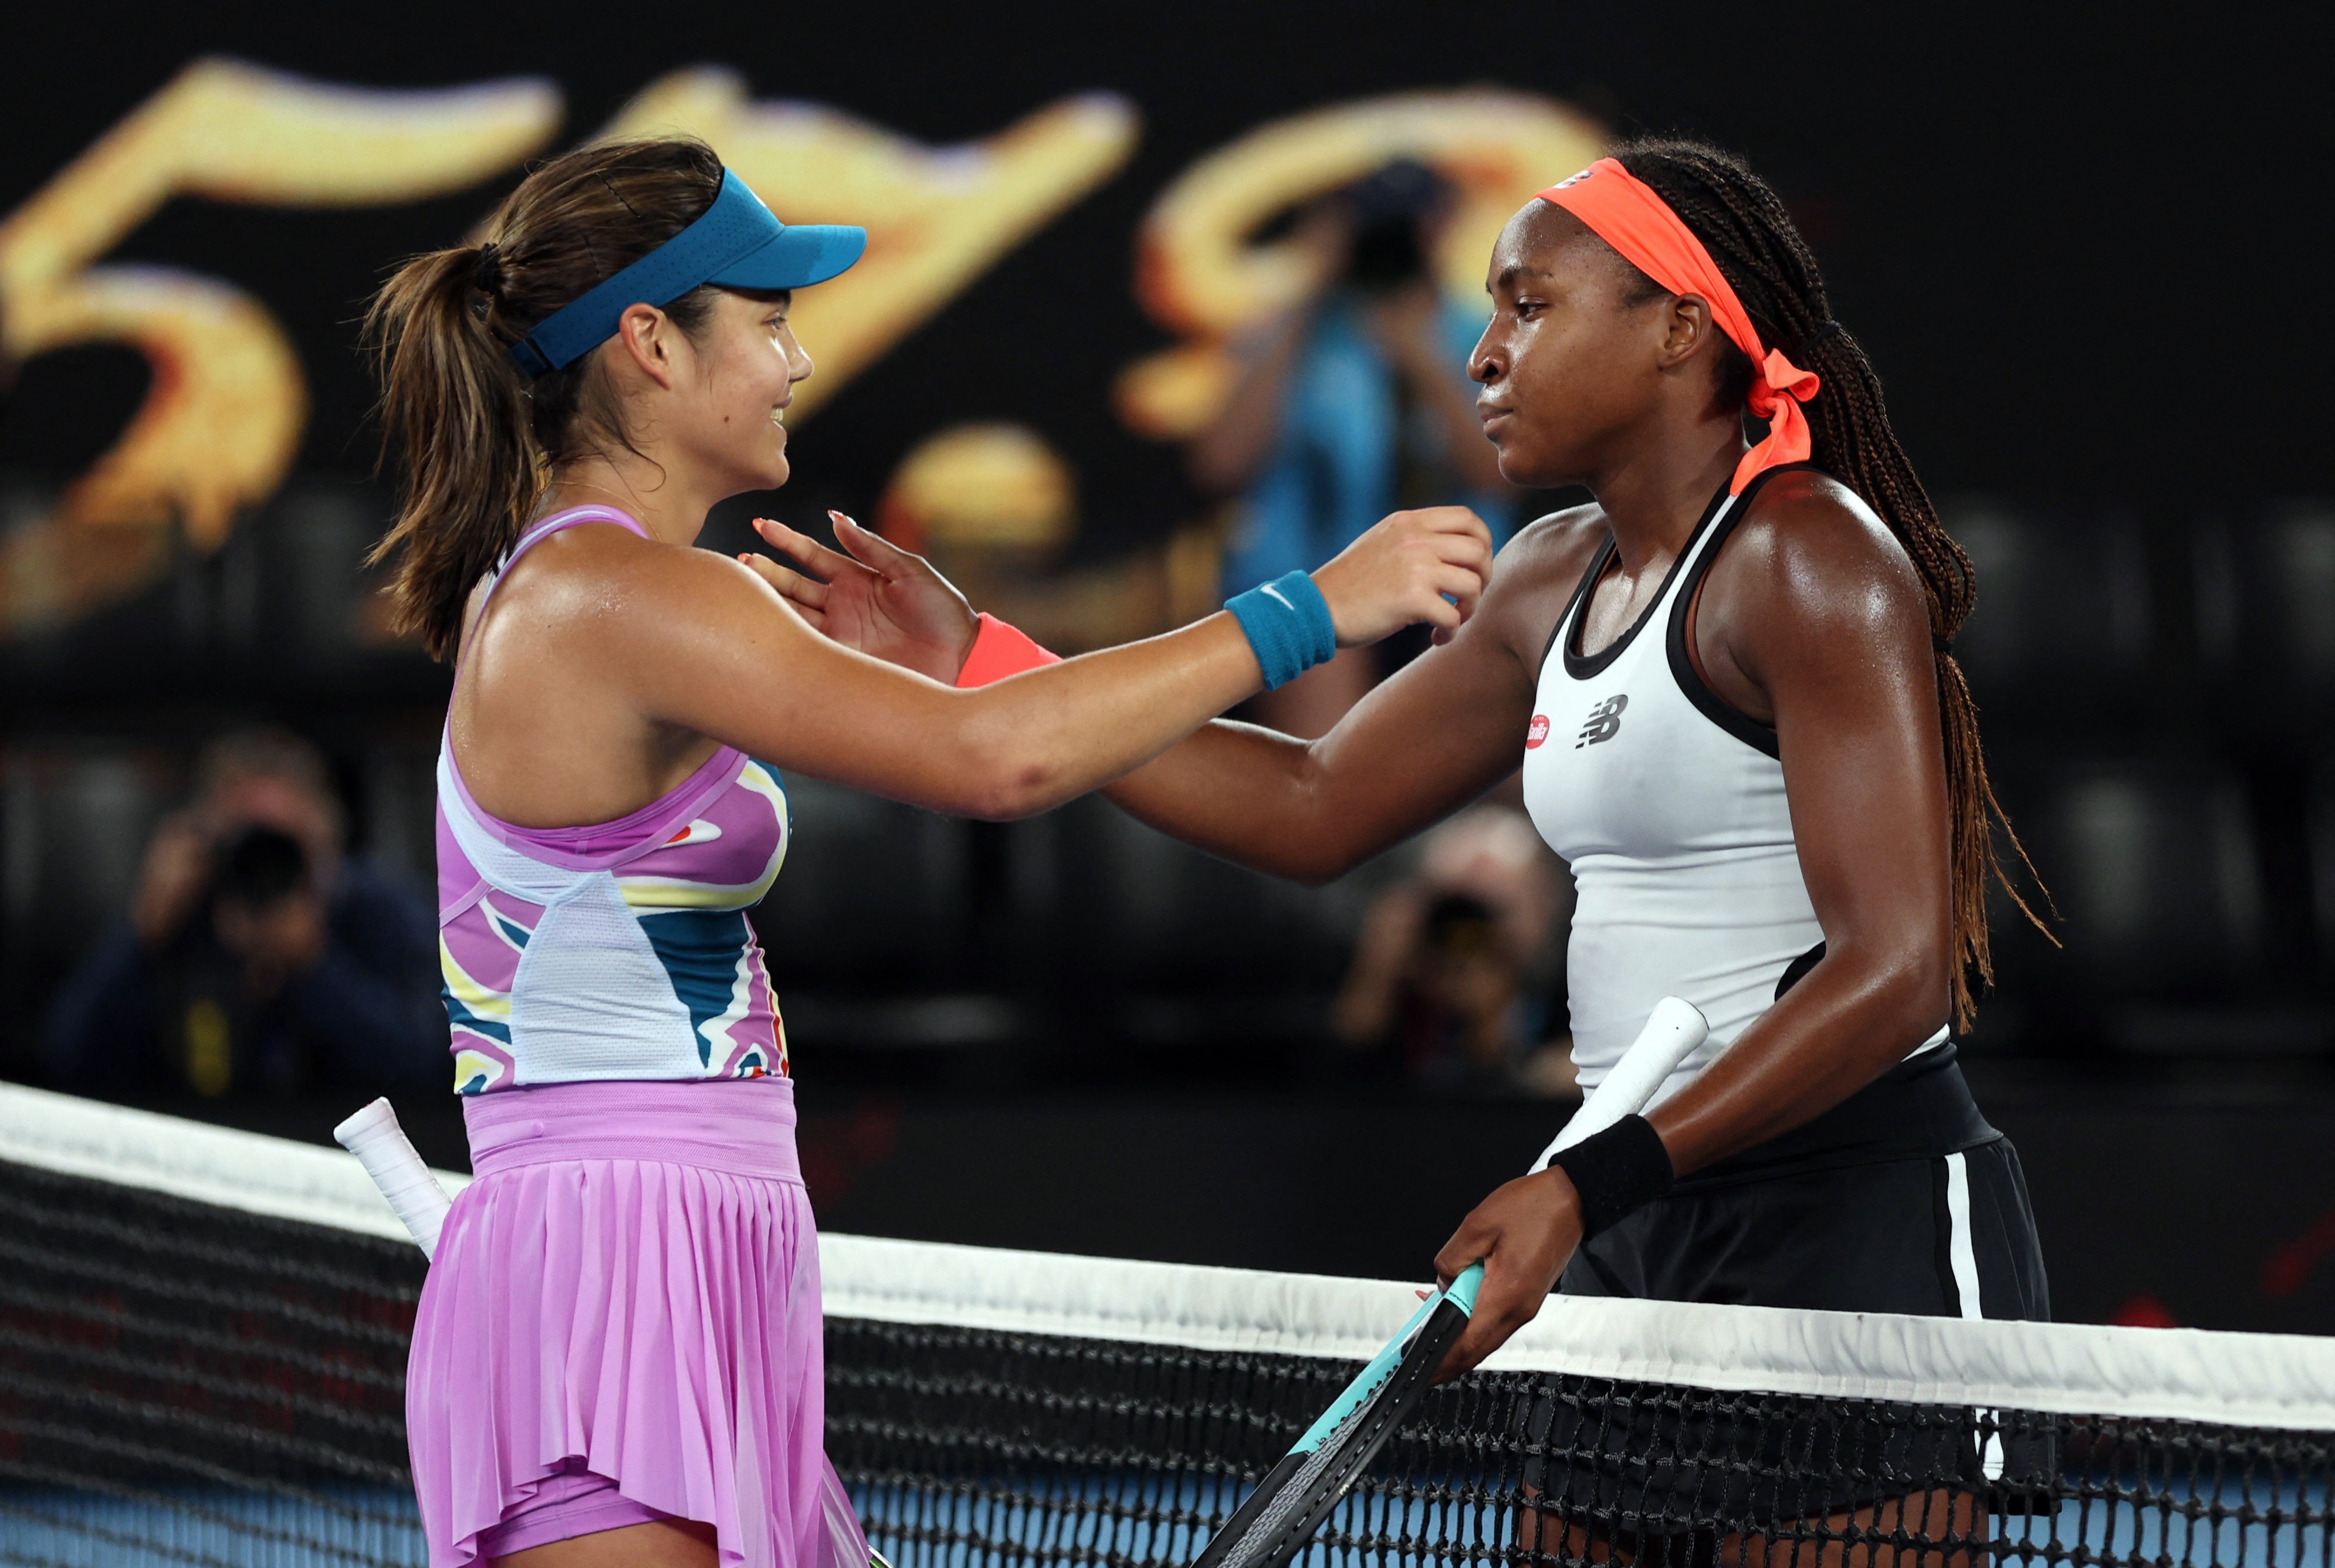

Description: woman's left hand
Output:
[740,512,979,683]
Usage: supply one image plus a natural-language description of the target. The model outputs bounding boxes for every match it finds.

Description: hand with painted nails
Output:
[737,512,980,683]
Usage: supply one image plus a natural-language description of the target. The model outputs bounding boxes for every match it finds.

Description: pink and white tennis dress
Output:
[405,506,865,1568]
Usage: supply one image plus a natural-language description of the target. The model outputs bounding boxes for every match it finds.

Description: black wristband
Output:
[1546,1115,1674,1238]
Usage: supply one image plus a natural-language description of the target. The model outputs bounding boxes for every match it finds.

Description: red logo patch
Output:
[1525,714,1550,749]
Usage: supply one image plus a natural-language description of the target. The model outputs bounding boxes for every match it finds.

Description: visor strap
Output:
[509,170,777,380]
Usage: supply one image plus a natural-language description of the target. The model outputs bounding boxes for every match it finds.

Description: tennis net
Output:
[5,1084,2334,1568]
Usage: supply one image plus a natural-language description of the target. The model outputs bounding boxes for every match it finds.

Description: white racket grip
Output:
[333,1098,454,1259]
[1530,995,1708,1171]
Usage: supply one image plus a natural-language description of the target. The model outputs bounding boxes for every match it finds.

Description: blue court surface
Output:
[847,1471,2335,1568]
[0,1485,425,1567]
[4,1474,2327,1567]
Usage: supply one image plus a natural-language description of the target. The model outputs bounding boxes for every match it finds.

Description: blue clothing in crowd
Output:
[1220,292,1513,593]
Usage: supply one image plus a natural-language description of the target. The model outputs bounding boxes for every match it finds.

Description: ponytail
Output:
[366,243,541,660]
[365,137,727,661]
[1611,138,2047,1029]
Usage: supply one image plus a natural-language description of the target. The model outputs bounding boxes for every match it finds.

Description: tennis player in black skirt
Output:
[748,136,2049,1558]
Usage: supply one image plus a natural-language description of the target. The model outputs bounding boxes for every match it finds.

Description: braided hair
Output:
[1609,137,2044,1028]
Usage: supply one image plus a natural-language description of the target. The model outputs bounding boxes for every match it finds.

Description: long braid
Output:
[1612,138,2046,1029]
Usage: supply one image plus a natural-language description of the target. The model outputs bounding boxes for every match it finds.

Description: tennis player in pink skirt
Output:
[366,136,1491,1568]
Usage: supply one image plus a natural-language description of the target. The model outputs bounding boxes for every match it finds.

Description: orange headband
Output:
[1537,157,1819,495]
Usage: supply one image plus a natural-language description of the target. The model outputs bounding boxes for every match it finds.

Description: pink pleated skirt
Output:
[405,1076,868,1568]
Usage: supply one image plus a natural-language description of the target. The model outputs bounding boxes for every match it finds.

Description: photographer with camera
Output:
[1189,158,1520,737]
[41,727,441,1099]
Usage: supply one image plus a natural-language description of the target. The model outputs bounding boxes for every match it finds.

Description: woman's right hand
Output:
[1312,506,1495,648]
[741,512,979,683]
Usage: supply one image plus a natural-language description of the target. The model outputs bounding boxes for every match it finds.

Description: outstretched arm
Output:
[619,505,1490,821]
[748,509,1599,876]
[1098,607,1528,882]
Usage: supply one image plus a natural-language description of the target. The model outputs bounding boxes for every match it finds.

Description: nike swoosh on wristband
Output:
[1261,584,1297,612]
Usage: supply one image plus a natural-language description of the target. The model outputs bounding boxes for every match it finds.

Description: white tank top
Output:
[1520,472,1946,1108]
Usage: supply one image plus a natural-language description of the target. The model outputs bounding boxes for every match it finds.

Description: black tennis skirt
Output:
[1521,1044,2052,1545]
[1560,1041,2048,1319]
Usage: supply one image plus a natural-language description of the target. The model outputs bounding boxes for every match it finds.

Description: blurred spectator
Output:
[1190,159,1516,737]
[1334,805,1573,1095]
[42,727,441,1098]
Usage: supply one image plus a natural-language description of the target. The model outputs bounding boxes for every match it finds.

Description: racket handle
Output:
[333,1098,454,1259]
[1531,995,1708,1170]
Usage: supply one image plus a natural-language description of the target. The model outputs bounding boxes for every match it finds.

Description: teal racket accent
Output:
[1288,1263,1483,1455]
[1186,997,1707,1568]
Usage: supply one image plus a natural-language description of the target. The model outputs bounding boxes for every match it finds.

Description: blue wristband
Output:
[1224,570,1338,689]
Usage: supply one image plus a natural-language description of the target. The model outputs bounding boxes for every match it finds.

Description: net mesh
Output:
[0,1154,426,1567]
[828,1319,2334,1568]
[4,1092,2334,1568]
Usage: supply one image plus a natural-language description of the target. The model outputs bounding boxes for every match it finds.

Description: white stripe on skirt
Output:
[1944,1149,2005,1480]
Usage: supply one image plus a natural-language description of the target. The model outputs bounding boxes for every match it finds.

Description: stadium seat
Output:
[1985,753,2265,1021]
[1941,502,2155,727]
[1011,797,1386,1047]
[0,744,177,1070]
[351,739,441,892]
[751,773,972,995]
[2193,506,2335,727]
[265,486,382,672]
[2309,757,2335,980]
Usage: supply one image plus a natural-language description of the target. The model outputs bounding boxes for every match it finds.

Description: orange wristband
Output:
[955,613,1061,687]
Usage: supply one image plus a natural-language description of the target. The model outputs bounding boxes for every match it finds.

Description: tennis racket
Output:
[1187,994,1710,1568]
[333,1098,456,1258]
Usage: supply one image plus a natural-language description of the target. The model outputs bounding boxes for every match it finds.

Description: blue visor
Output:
[509,169,867,378]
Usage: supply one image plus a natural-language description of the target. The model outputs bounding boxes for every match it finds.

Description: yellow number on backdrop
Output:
[3,71,1592,635]
[864,90,1605,653]
[595,69,1138,421]
[0,61,1137,634]
[1115,89,1605,440]
[0,58,560,632]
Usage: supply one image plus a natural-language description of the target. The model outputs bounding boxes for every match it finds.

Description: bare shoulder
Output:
[482,521,790,662]
[1480,503,1609,640]
[1501,502,1610,577]
[1718,469,1930,636]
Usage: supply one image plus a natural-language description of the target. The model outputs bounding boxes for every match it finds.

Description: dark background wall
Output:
[3,0,2327,519]
[152,1071,2335,1336]
[3,1,2331,1332]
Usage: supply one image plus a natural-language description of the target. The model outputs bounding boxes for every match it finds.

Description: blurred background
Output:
[1,1,2329,1333]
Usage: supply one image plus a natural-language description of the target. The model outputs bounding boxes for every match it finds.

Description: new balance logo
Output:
[1575,693,1628,747]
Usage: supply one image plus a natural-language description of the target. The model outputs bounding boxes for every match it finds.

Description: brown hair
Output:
[365,137,727,660]
[1609,137,2046,1029]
